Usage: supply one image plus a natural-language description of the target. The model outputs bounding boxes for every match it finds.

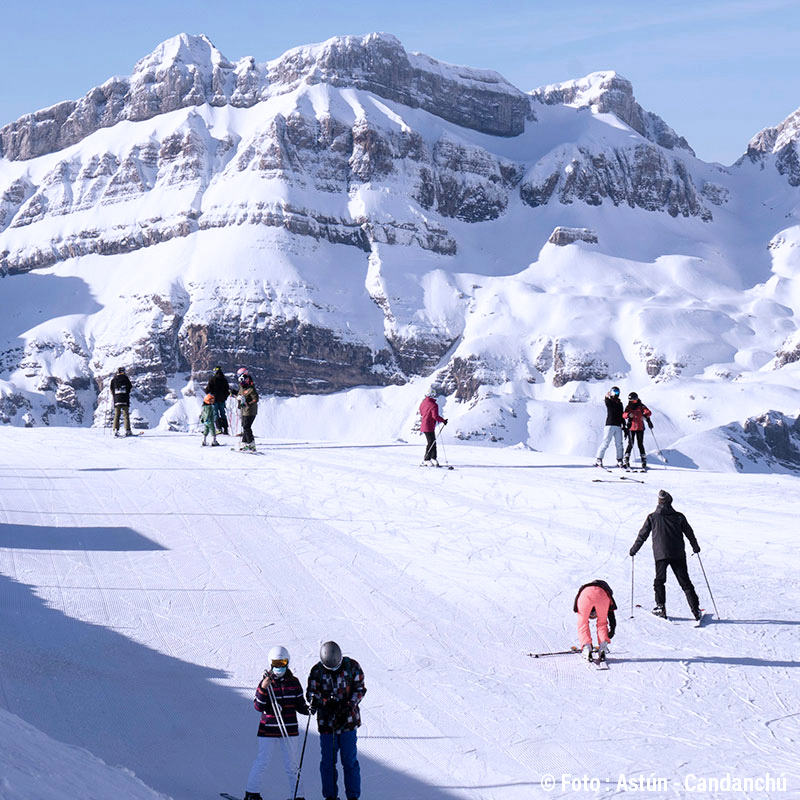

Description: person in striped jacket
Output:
[244,645,309,800]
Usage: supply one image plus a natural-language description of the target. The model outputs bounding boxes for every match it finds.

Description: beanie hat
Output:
[658,489,672,505]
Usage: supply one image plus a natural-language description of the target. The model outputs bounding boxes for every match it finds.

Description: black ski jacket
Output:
[573,580,617,638]
[205,373,231,402]
[110,374,132,406]
[603,396,624,427]
[630,502,700,561]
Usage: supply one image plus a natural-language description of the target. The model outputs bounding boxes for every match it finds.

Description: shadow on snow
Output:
[0,570,467,800]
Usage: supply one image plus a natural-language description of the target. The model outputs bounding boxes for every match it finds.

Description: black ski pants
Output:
[625,429,645,460]
[654,556,699,612]
[423,431,437,461]
[241,411,256,444]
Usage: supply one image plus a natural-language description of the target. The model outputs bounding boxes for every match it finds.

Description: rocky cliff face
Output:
[520,142,710,218]
[742,107,800,185]
[0,33,534,163]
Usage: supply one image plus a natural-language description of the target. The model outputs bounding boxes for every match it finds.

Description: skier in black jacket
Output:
[109,366,133,437]
[629,490,701,620]
[205,366,231,435]
[594,386,625,468]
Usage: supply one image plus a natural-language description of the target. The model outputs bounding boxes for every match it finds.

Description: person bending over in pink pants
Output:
[573,580,617,662]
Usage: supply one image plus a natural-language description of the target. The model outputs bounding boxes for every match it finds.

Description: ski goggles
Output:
[271,658,289,668]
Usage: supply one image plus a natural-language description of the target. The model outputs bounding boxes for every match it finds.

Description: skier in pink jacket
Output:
[419,390,447,466]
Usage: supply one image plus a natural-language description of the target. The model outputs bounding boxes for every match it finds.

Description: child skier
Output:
[243,646,309,800]
[622,392,652,469]
[199,394,219,446]
[573,580,617,663]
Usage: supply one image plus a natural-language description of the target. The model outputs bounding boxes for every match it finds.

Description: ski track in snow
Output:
[0,428,799,799]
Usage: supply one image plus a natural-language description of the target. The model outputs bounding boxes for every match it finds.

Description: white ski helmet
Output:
[320,641,343,671]
[269,645,290,677]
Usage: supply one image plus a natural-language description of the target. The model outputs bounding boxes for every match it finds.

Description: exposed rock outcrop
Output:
[547,226,598,246]
[521,143,711,219]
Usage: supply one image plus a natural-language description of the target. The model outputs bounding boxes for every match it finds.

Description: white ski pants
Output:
[246,735,304,797]
[596,425,623,461]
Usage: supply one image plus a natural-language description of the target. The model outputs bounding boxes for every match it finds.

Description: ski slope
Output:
[0,426,798,799]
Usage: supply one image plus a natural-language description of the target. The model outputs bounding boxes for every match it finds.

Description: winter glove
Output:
[308,699,318,715]
[442,419,448,425]
[647,419,654,429]
[629,547,638,558]
[693,545,701,554]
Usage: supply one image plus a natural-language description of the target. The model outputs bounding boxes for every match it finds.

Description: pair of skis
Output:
[592,463,645,484]
[526,646,610,669]
[637,604,712,628]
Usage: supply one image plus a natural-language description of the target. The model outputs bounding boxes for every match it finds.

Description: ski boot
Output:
[124,430,133,437]
[691,606,702,621]
[652,605,667,618]
[581,644,593,662]
[202,439,207,446]
[594,458,603,468]
[211,439,221,447]
[244,793,263,800]
[597,641,610,661]
[640,456,647,471]
[617,459,625,469]
[431,458,440,467]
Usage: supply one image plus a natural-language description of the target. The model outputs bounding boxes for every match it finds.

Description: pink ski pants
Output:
[576,586,611,647]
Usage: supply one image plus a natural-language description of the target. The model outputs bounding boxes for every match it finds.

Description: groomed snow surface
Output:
[0,427,798,800]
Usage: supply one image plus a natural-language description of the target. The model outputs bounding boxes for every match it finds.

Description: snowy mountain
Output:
[2,32,800,470]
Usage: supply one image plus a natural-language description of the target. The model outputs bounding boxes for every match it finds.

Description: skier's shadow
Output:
[618,656,800,668]
[707,618,800,626]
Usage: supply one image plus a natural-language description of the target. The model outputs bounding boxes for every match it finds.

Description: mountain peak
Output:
[530,70,694,155]
[133,33,232,76]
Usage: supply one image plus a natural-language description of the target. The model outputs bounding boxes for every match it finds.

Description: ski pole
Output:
[267,681,291,741]
[526,649,578,658]
[437,425,453,469]
[292,710,311,800]
[694,552,720,618]
[648,426,668,466]
[630,555,635,618]
[331,728,338,798]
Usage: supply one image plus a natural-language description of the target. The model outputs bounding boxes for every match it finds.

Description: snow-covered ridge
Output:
[0,32,533,163]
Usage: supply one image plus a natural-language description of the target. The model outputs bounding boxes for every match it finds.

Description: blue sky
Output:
[2,0,800,165]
